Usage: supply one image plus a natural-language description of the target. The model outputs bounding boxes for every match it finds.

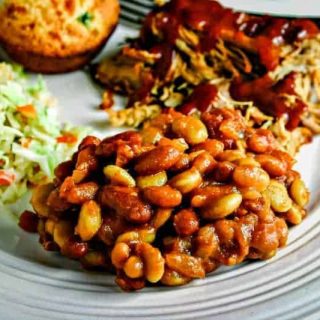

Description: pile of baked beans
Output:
[21,108,310,290]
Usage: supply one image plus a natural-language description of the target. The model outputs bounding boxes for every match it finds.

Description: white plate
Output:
[1,24,320,320]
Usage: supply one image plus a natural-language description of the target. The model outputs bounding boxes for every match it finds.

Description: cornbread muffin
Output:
[0,0,120,73]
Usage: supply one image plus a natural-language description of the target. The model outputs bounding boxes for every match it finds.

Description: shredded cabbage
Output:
[0,63,89,206]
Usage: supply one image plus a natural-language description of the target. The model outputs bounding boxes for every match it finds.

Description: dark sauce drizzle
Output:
[137,0,318,130]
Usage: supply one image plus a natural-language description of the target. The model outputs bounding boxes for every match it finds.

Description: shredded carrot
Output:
[17,104,37,119]
[57,132,78,144]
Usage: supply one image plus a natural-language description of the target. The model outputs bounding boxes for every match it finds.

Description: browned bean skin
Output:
[100,186,152,224]
[54,160,74,183]
[96,131,142,158]
[192,139,224,157]
[250,219,288,257]
[73,146,99,183]
[65,182,99,205]
[192,152,216,174]
[143,186,182,207]
[78,136,101,151]
[97,215,127,246]
[46,189,71,212]
[212,161,236,182]
[173,209,199,236]
[135,146,182,175]
[19,210,39,233]
[255,155,287,177]
[247,129,276,154]
[271,150,294,170]
[61,236,89,259]
[165,253,205,278]
[214,220,249,265]
[191,185,235,207]
[170,154,190,172]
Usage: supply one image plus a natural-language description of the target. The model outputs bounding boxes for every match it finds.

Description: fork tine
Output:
[123,0,154,8]
[121,1,151,17]
[120,0,154,27]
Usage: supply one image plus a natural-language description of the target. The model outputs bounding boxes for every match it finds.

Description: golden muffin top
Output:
[0,0,120,57]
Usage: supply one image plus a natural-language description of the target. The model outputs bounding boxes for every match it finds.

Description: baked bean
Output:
[135,146,182,175]
[191,185,235,207]
[111,242,130,268]
[138,242,165,283]
[158,137,189,152]
[18,211,39,233]
[53,220,74,248]
[174,209,199,236]
[250,220,285,258]
[192,139,224,157]
[285,204,306,225]
[290,179,310,207]
[266,180,292,212]
[78,136,101,151]
[152,208,172,229]
[67,182,99,205]
[97,215,127,246]
[192,152,216,174]
[162,236,192,255]
[237,157,261,167]
[212,161,236,182]
[46,189,71,212]
[103,165,136,187]
[219,118,245,140]
[169,167,202,194]
[96,131,142,158]
[54,160,74,182]
[233,165,270,192]
[214,220,249,265]
[201,193,243,219]
[75,200,102,241]
[136,171,168,188]
[143,185,182,207]
[61,236,88,259]
[255,154,287,177]
[165,253,205,278]
[31,183,55,217]
[188,151,205,162]
[169,154,190,172]
[45,219,56,235]
[271,150,295,170]
[73,146,98,183]
[193,225,218,259]
[172,116,208,145]
[100,186,152,224]
[247,129,276,154]
[239,188,262,200]
[116,229,156,244]
[123,255,144,279]
[161,268,191,286]
[217,150,245,162]
[60,177,99,204]
[140,126,163,144]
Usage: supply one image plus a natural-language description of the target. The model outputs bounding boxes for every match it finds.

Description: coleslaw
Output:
[0,62,89,206]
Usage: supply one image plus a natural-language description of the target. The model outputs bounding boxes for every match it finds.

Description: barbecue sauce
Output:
[141,0,318,72]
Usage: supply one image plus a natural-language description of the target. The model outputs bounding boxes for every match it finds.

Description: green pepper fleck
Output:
[77,12,93,28]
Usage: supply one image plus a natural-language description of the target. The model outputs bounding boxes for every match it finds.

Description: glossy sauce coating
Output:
[141,0,318,72]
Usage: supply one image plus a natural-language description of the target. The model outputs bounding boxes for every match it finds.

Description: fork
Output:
[120,0,155,27]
